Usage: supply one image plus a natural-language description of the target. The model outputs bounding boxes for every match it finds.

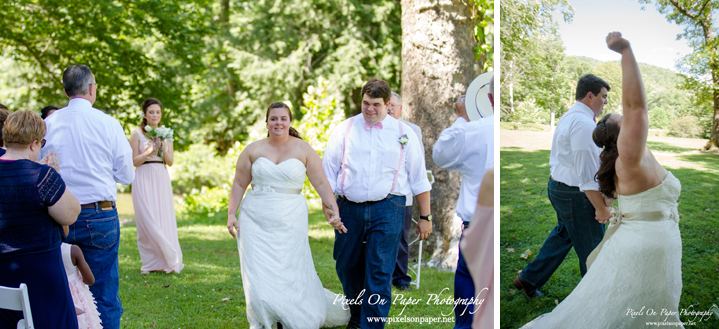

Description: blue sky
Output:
[553,0,693,71]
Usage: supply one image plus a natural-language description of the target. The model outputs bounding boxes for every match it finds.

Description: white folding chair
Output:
[0,284,34,329]
[406,170,434,289]
[408,224,423,289]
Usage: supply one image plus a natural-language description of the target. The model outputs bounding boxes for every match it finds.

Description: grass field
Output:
[115,198,459,328]
[500,140,719,328]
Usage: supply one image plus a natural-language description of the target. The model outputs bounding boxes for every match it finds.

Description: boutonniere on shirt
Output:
[398,134,409,149]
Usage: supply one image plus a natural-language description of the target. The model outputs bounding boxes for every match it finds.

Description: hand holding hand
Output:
[606,32,630,54]
[324,205,347,233]
[595,206,612,224]
[227,214,240,238]
[417,218,432,240]
[39,151,60,172]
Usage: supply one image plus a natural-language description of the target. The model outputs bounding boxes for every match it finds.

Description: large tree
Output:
[640,0,719,149]
[400,0,486,268]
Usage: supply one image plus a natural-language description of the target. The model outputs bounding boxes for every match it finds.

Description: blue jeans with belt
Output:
[519,177,605,290]
[65,204,122,329]
[334,195,406,328]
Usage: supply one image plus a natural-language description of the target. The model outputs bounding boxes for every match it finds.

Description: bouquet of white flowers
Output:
[144,125,174,157]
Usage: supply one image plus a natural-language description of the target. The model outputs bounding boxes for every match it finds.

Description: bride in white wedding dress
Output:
[227,102,350,329]
[521,32,684,329]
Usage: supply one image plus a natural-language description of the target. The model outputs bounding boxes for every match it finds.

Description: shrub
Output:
[668,116,704,138]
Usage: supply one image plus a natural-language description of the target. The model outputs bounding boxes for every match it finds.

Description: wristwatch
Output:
[420,215,432,222]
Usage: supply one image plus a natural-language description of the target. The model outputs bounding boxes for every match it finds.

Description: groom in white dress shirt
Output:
[322,79,432,328]
[39,65,134,329]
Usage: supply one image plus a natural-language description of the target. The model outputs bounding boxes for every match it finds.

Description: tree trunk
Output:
[401,0,480,270]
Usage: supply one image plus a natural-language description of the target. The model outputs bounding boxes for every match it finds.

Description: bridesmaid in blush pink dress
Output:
[129,98,183,274]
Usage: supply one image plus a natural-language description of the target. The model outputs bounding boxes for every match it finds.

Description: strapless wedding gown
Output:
[521,172,683,329]
[238,157,350,329]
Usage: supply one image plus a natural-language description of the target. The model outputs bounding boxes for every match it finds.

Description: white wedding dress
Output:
[238,157,350,329]
[521,172,683,329]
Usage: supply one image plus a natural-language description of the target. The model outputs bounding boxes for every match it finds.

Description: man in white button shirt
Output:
[322,79,432,328]
[39,65,134,329]
[433,77,494,329]
[386,91,425,292]
[513,74,612,299]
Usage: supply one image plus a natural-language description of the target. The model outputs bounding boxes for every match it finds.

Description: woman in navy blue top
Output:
[0,111,81,329]
[0,105,8,156]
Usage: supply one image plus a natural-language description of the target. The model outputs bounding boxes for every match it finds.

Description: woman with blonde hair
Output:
[0,110,81,328]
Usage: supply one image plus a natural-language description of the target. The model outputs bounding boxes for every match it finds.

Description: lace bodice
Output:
[617,171,680,216]
[250,157,306,189]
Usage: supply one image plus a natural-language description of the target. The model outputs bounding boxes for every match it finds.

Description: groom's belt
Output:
[549,175,576,189]
[338,195,388,205]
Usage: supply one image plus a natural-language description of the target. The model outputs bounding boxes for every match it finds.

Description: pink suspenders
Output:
[339,118,404,196]
[340,118,355,196]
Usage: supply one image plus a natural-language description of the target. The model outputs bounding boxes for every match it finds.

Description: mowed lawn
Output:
[500,130,719,329]
[115,196,458,328]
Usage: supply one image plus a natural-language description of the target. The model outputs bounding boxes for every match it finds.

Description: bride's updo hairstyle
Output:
[265,102,302,140]
[592,114,621,198]
[140,98,163,136]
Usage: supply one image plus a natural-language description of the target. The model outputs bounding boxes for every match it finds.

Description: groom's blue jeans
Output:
[519,177,605,290]
[65,204,122,329]
[334,195,406,328]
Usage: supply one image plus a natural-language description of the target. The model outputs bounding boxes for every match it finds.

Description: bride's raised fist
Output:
[606,31,630,54]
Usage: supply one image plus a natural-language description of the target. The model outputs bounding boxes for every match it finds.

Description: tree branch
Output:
[13,35,61,85]
[668,0,699,20]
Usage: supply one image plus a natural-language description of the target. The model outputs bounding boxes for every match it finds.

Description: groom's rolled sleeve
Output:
[570,121,601,192]
[322,121,346,194]
[405,127,431,196]
[572,150,600,192]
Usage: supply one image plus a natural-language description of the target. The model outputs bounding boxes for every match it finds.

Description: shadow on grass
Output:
[500,149,719,329]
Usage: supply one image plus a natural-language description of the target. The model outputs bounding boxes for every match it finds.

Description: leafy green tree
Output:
[0,0,215,149]
[195,0,402,154]
[639,0,719,149]
[500,0,573,124]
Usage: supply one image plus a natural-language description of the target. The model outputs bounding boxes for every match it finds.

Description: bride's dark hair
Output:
[592,114,621,198]
[265,102,302,140]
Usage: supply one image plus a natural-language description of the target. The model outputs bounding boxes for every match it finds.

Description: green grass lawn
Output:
[500,142,719,329]
[116,201,457,328]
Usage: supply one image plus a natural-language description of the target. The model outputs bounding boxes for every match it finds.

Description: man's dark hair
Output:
[361,78,391,103]
[62,65,95,97]
[575,74,610,101]
[40,105,59,119]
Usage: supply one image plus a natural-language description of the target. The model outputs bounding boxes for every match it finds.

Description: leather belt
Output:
[80,201,115,209]
[338,195,388,206]
[549,175,574,189]
[140,161,164,166]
